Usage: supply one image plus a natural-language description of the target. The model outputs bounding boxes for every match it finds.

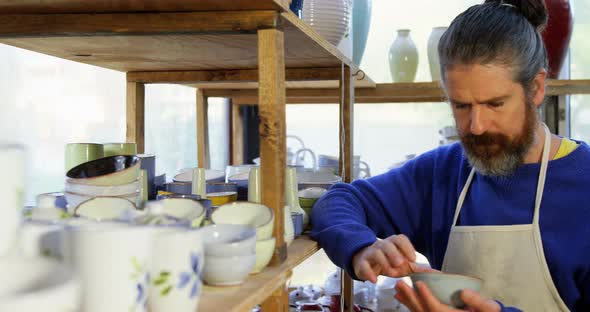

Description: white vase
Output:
[303,0,352,46]
[388,29,418,83]
[427,26,448,81]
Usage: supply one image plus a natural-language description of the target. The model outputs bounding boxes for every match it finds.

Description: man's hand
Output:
[394,280,501,312]
[352,234,418,283]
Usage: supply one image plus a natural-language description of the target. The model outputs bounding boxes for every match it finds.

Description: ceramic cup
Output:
[64,143,104,173]
[18,220,63,259]
[0,143,25,256]
[149,229,204,312]
[137,154,156,200]
[247,167,261,203]
[191,168,207,199]
[62,221,152,312]
[103,143,137,157]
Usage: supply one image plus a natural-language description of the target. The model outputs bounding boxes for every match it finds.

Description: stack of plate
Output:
[302,0,351,46]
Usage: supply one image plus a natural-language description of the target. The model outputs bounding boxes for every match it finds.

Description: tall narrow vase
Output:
[427,26,447,81]
[388,29,418,83]
[352,0,372,65]
[542,0,573,79]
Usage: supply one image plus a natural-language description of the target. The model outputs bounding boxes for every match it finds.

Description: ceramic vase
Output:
[427,26,447,81]
[303,0,352,46]
[542,0,573,79]
[388,29,418,83]
[352,0,372,65]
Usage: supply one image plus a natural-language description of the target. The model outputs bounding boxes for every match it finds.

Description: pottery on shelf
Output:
[427,26,447,81]
[388,29,418,83]
[302,0,352,46]
[541,0,573,79]
[352,0,372,65]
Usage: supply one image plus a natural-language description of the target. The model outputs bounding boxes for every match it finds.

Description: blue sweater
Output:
[311,142,590,311]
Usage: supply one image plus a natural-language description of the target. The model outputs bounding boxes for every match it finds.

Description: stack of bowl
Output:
[64,155,141,214]
[199,224,257,286]
[211,202,276,274]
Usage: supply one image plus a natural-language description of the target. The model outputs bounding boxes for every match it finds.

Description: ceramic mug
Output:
[103,143,138,157]
[18,220,63,259]
[149,229,204,312]
[0,143,25,256]
[64,143,103,173]
[62,221,152,312]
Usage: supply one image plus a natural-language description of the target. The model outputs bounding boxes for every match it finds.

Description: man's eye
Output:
[487,102,504,108]
[453,103,469,109]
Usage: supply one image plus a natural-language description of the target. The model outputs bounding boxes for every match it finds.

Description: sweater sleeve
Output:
[310,151,437,280]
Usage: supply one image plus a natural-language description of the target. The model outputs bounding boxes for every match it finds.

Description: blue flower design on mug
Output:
[177,252,202,298]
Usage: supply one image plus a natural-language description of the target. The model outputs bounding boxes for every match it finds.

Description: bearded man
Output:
[311,1,590,311]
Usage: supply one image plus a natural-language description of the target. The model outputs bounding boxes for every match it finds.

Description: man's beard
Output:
[459,101,538,177]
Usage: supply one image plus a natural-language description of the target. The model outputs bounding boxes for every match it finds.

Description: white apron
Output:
[441,125,569,311]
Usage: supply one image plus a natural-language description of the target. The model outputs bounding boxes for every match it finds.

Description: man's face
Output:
[443,63,538,176]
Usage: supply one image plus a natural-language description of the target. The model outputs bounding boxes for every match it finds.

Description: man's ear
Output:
[530,68,547,108]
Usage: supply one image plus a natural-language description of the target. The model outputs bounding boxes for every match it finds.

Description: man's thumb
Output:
[461,289,500,311]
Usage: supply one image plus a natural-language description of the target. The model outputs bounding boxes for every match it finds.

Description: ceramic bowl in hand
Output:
[409,272,482,308]
[199,224,256,257]
[211,202,274,240]
[66,155,140,186]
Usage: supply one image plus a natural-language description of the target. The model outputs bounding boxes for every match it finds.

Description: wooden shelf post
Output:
[258,27,287,265]
[196,89,210,168]
[339,64,355,312]
[230,100,245,165]
[126,80,145,153]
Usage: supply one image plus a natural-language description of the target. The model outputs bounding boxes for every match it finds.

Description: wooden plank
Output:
[0,10,357,73]
[261,283,290,312]
[546,79,590,95]
[196,89,210,168]
[126,81,145,154]
[231,101,245,165]
[128,67,351,84]
[0,0,289,14]
[189,73,375,89]
[207,79,590,104]
[198,236,319,312]
[258,28,287,265]
[0,11,279,38]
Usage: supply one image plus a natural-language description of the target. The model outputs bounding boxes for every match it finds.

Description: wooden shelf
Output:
[0,9,359,73]
[204,79,590,104]
[0,0,290,15]
[198,236,319,312]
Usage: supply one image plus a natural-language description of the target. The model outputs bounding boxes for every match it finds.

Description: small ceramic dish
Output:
[211,202,274,240]
[66,155,140,186]
[409,272,482,308]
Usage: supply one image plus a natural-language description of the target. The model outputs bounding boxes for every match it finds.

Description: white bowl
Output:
[65,180,140,196]
[0,256,81,312]
[203,253,256,286]
[211,202,274,240]
[409,272,483,308]
[199,224,257,257]
[74,197,137,221]
[173,169,226,183]
[65,191,139,214]
[252,237,276,274]
[157,198,206,228]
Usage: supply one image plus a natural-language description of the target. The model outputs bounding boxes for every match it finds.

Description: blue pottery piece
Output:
[352,0,372,65]
[290,0,304,18]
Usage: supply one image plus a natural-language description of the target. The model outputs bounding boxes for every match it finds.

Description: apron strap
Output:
[453,168,475,226]
[533,124,551,225]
